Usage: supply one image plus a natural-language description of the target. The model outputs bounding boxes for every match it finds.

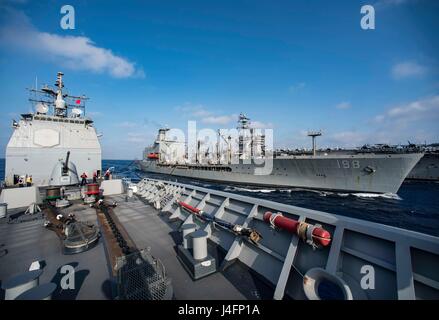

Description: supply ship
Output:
[138,115,423,194]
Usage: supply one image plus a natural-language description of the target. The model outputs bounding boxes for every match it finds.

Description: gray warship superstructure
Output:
[139,115,423,194]
[3,72,101,187]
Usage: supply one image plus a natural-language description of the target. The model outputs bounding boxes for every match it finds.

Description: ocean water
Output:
[2,159,439,237]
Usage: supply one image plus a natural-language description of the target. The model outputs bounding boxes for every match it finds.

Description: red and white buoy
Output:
[263,211,331,248]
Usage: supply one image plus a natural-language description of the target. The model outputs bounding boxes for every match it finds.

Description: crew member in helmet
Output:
[80,172,88,186]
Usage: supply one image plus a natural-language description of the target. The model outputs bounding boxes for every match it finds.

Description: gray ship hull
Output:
[407,153,439,181]
[138,153,423,194]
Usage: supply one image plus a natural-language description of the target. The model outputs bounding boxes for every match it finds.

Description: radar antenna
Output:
[237,113,251,130]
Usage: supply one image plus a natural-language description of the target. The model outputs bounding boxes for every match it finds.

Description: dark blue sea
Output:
[2,159,439,237]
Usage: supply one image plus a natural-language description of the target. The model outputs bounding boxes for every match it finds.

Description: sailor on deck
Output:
[80,172,88,186]
[104,168,111,180]
[93,171,97,183]
[26,175,32,187]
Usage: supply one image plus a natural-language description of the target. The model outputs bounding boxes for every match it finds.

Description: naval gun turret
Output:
[49,151,80,186]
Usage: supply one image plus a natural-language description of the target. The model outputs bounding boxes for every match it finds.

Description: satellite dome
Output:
[36,103,49,114]
[71,108,83,117]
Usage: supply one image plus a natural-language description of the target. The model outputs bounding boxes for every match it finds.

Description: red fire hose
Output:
[177,201,262,243]
[178,201,201,214]
[263,211,331,248]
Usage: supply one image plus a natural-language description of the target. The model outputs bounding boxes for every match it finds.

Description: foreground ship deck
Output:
[1,178,438,300]
[0,195,268,299]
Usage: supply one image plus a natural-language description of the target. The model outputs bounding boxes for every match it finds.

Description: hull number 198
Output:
[338,160,360,169]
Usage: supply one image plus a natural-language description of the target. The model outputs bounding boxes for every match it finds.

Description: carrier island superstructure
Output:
[139,114,423,194]
[3,72,101,187]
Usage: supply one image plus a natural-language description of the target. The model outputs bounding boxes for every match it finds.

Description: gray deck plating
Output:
[109,194,271,299]
[0,204,110,300]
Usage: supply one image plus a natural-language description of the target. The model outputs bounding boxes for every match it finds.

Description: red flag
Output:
[75,99,81,104]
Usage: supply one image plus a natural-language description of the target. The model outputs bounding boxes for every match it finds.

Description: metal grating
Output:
[116,248,173,300]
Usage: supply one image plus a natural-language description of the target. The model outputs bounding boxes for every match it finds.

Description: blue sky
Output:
[0,0,438,159]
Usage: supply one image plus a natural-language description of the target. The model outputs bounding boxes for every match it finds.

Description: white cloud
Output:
[202,115,237,125]
[288,82,306,93]
[329,95,439,147]
[391,61,427,80]
[117,121,138,128]
[176,103,272,127]
[250,121,274,129]
[329,131,368,147]
[375,95,439,123]
[175,103,210,117]
[192,109,212,118]
[373,114,385,123]
[0,9,143,78]
[176,103,235,125]
[336,101,351,110]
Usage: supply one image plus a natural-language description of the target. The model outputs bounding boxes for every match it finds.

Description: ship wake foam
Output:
[223,186,403,200]
[351,193,403,200]
[224,186,276,193]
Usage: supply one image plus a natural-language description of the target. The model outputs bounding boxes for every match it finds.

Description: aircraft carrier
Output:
[299,143,439,181]
[138,115,423,194]
[407,148,439,181]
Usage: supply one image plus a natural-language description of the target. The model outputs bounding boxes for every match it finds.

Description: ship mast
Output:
[308,131,322,156]
[28,72,89,119]
[54,72,67,117]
